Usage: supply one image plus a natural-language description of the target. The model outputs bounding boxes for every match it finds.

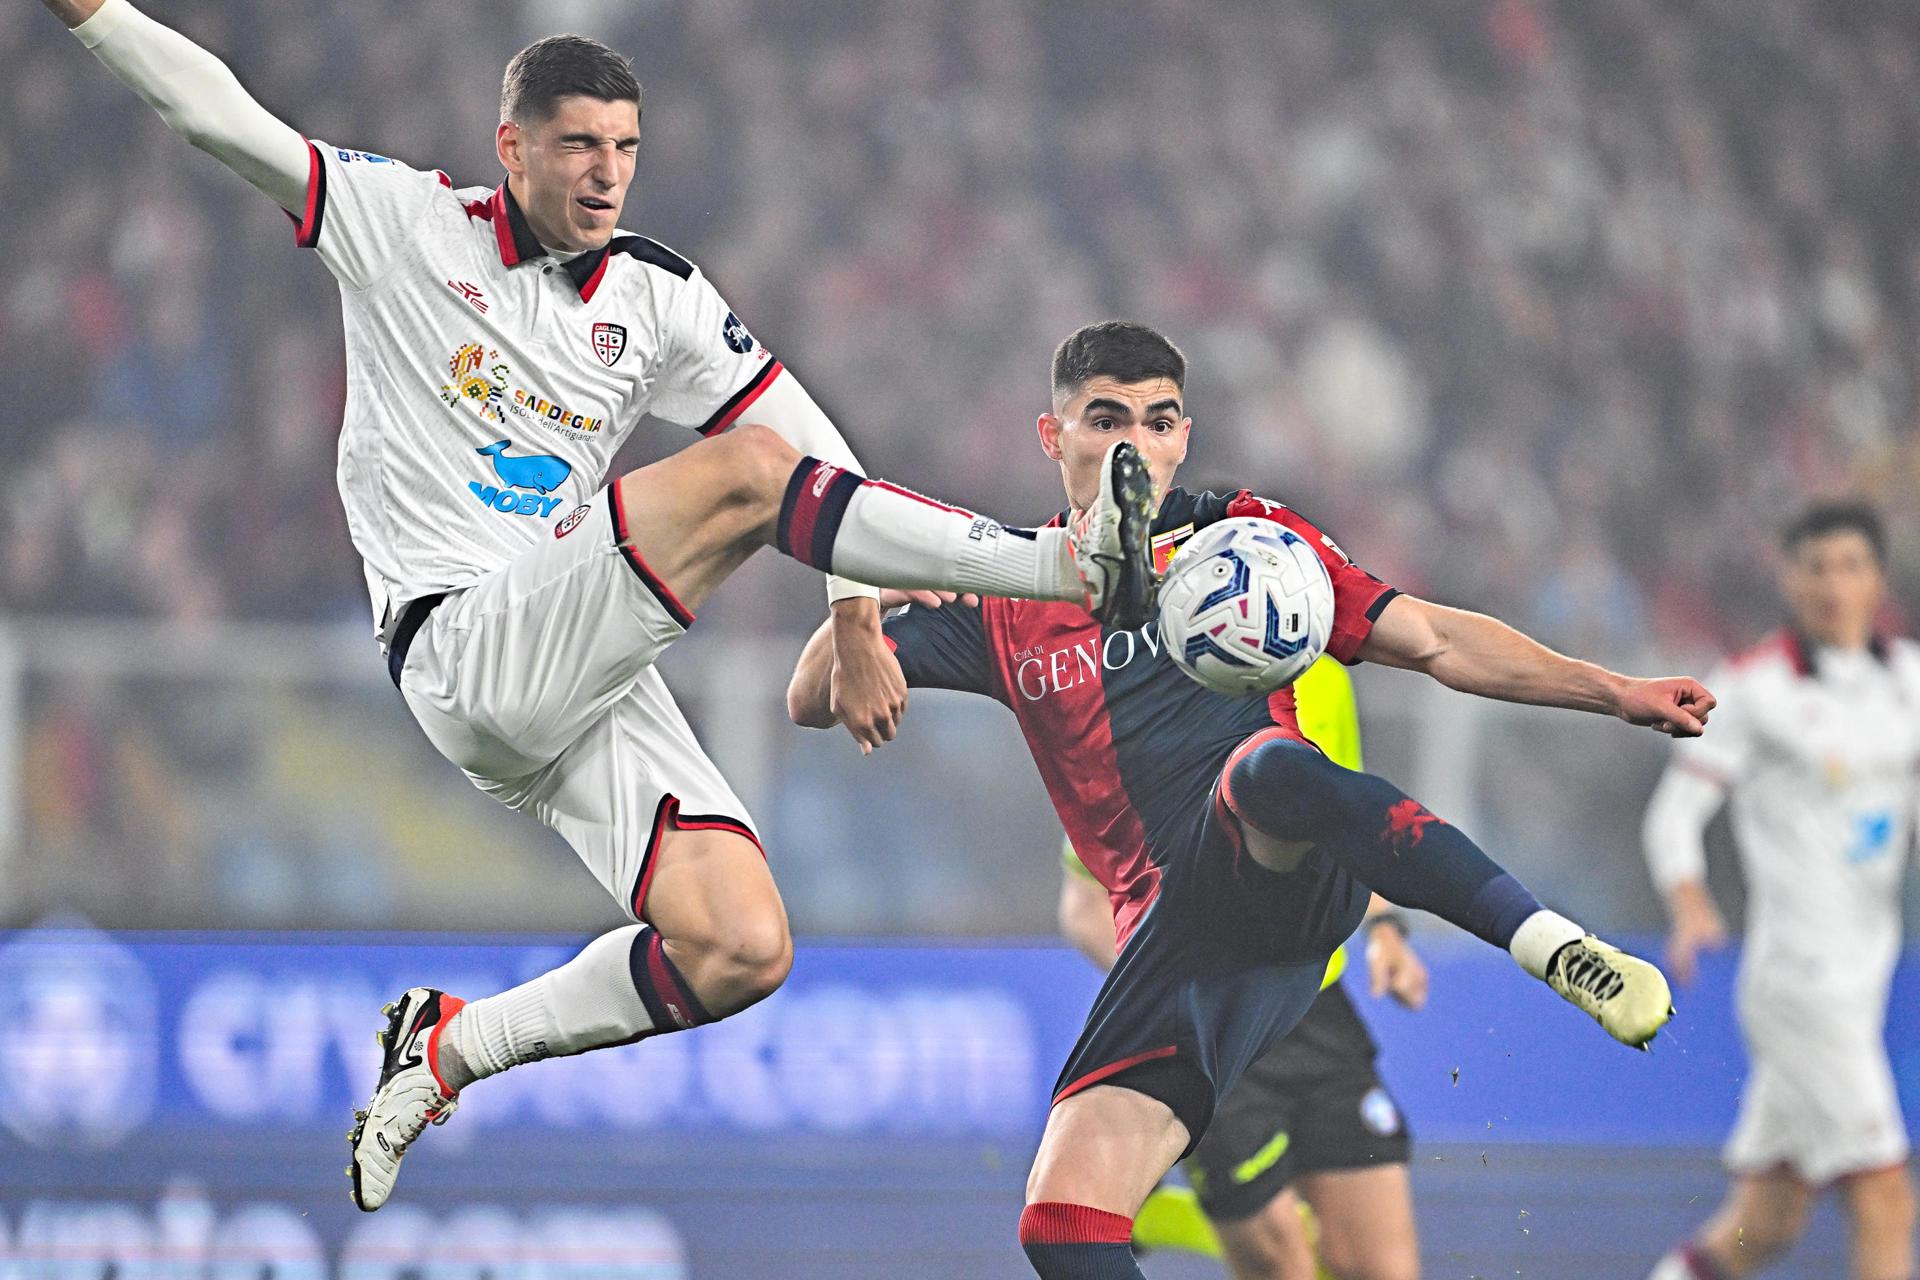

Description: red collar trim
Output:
[489,182,613,299]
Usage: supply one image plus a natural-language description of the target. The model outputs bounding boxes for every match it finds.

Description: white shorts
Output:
[393,488,760,921]
[1725,978,1909,1185]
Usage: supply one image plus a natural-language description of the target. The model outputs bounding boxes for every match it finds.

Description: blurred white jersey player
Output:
[42,0,1158,1214]
[1644,502,1917,1280]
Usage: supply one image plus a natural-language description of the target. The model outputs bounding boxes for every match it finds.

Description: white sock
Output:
[438,925,655,1089]
[827,480,1080,602]
[1645,1248,1697,1280]
[1508,909,1586,980]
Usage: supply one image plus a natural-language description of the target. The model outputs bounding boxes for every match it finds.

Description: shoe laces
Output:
[1557,944,1625,1002]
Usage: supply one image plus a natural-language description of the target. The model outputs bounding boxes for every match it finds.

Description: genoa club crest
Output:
[591,322,627,367]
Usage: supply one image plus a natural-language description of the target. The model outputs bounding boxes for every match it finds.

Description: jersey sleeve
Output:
[1062,835,1099,882]
[648,268,785,436]
[293,140,448,292]
[1642,661,1747,892]
[1225,492,1398,664]
[881,600,994,697]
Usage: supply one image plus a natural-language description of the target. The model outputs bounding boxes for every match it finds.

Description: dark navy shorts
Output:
[1185,981,1411,1221]
[1051,768,1371,1157]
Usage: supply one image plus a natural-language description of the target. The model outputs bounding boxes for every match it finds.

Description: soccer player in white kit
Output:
[40,0,1161,1211]
[1644,503,1917,1280]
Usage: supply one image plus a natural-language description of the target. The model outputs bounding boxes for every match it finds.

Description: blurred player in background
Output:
[1643,503,1917,1280]
[792,320,1714,1280]
[1059,654,1425,1280]
[39,0,1158,1212]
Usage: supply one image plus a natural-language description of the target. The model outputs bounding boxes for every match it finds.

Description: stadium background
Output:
[1,0,1916,1274]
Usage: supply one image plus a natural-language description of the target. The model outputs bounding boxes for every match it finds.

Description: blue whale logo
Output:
[477,440,572,494]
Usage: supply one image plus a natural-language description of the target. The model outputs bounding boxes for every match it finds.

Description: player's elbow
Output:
[785,674,836,729]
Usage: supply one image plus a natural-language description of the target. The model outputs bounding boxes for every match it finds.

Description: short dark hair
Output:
[501,35,641,126]
[1782,500,1886,563]
[1052,321,1187,403]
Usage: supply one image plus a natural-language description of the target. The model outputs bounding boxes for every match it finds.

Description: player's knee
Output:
[1229,740,1347,834]
[709,910,793,1010]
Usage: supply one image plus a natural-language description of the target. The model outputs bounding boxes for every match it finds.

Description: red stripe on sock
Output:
[781,459,846,567]
[1018,1202,1133,1247]
[866,478,975,518]
[644,930,706,1030]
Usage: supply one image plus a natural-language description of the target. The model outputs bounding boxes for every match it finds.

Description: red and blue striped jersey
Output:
[883,487,1398,946]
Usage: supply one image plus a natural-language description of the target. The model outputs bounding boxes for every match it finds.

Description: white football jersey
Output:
[293,140,783,636]
[1646,631,1920,996]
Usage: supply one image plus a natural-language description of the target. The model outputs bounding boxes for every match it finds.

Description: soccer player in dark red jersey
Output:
[789,321,1718,1280]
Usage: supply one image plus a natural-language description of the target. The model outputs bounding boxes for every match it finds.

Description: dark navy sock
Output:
[1019,1203,1144,1279]
[1223,737,1541,949]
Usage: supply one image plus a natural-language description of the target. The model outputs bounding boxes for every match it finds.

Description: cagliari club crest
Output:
[591,322,628,367]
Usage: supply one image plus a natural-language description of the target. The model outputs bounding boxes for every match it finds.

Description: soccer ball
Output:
[1157,517,1334,696]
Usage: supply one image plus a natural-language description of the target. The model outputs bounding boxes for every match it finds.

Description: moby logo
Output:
[476,440,572,494]
[470,440,571,518]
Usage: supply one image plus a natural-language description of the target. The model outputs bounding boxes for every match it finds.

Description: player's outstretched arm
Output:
[44,0,309,214]
[1641,764,1730,984]
[1357,595,1715,736]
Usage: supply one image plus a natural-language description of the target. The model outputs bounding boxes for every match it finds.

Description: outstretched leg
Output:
[612,423,1157,626]
[1220,734,1544,953]
[1222,735,1672,1046]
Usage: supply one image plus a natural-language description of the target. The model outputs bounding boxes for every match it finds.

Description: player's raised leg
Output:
[610,422,1159,627]
[1021,1085,1190,1280]
[1220,735,1672,1047]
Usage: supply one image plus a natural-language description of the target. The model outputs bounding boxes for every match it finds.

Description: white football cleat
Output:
[348,987,463,1211]
[1546,937,1673,1049]
[1069,440,1158,629]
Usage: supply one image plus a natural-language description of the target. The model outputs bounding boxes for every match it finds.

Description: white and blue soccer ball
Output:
[1157,517,1335,696]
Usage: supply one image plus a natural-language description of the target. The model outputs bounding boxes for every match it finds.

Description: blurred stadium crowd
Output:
[4,0,1919,931]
